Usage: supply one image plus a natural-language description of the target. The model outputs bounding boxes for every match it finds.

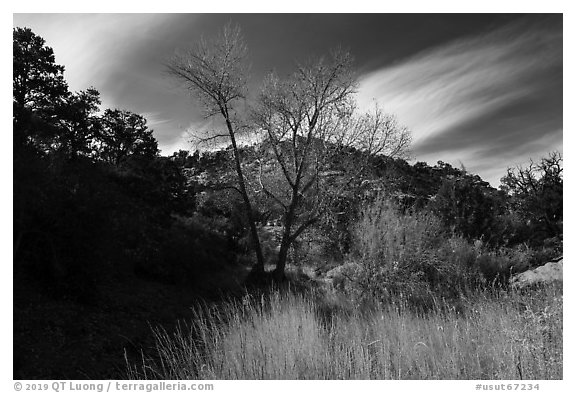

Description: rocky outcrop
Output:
[323,263,361,290]
[510,258,563,289]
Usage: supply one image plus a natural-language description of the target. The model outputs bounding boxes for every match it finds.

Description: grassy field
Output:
[127,283,562,380]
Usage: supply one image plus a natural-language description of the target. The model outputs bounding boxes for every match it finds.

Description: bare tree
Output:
[167,24,266,274]
[252,50,411,279]
[500,151,563,239]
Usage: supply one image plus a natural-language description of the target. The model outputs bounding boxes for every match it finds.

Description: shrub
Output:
[476,244,532,286]
[131,216,238,291]
[343,197,555,310]
[344,197,477,310]
[343,196,561,311]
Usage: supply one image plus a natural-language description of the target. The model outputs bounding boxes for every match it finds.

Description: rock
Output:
[324,263,361,290]
[510,258,563,289]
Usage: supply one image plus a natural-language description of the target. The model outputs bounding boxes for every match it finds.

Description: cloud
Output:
[14,13,204,154]
[356,17,562,185]
[14,14,561,186]
[140,111,173,129]
[157,130,192,155]
[15,14,177,91]
[157,118,230,155]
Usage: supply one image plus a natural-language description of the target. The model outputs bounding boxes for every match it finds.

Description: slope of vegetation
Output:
[127,192,562,380]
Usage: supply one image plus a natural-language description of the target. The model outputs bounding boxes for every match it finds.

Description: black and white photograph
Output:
[12,11,563,382]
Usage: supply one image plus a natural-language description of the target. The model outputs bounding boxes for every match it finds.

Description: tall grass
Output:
[127,284,562,379]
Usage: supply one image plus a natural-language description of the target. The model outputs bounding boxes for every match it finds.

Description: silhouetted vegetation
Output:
[13,27,239,378]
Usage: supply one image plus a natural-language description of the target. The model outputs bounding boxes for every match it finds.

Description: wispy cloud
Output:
[14,14,178,94]
[357,17,562,185]
[140,112,174,128]
[158,130,193,155]
[14,14,561,186]
[14,13,203,153]
[158,118,227,155]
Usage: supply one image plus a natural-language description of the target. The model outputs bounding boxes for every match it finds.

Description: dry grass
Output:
[127,284,562,380]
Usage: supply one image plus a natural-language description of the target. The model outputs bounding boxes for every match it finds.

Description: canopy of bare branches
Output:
[168,25,412,278]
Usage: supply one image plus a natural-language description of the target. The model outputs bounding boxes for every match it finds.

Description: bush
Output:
[132,216,239,291]
[342,197,545,310]
[344,198,474,310]
[476,243,544,286]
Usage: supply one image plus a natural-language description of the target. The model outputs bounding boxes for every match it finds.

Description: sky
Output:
[12,13,562,186]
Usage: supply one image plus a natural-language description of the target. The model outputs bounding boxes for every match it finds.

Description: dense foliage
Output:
[13,27,200,301]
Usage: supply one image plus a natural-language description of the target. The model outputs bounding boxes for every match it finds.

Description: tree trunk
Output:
[13,230,25,272]
[222,111,265,274]
[273,204,296,280]
[273,233,291,280]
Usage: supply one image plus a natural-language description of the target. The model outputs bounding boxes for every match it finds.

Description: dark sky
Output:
[13,13,562,185]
